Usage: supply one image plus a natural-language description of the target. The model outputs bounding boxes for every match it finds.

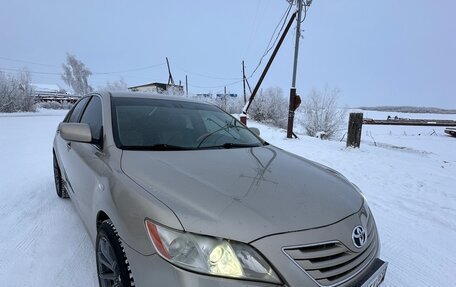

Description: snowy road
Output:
[0,110,97,287]
[0,109,455,286]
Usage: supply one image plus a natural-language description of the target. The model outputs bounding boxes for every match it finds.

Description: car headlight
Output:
[145,220,281,284]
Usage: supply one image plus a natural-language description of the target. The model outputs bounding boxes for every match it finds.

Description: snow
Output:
[359,110,456,161]
[0,109,97,286]
[0,109,455,286]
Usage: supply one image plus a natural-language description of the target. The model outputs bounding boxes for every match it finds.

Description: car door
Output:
[56,96,91,201]
[66,95,108,228]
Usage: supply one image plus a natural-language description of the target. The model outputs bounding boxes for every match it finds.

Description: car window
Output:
[111,97,263,150]
[67,97,90,123]
[200,110,227,131]
[80,96,103,142]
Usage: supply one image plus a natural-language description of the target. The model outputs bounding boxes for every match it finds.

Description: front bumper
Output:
[123,208,386,287]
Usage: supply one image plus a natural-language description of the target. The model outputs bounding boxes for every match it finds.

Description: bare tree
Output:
[299,86,346,139]
[98,78,129,91]
[0,69,35,113]
[62,53,92,95]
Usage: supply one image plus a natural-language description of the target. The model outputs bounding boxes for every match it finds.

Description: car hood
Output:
[121,145,363,242]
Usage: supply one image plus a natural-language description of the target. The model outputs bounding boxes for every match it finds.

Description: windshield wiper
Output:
[197,119,251,148]
[128,144,194,151]
[203,143,261,149]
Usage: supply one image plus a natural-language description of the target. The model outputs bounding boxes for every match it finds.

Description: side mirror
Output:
[249,127,260,136]
[59,123,92,143]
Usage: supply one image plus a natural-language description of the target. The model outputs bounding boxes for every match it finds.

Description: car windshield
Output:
[111,97,264,150]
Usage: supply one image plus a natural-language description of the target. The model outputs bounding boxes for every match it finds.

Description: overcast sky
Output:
[0,0,454,108]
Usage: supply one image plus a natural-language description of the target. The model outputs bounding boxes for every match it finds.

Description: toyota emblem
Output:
[352,225,367,248]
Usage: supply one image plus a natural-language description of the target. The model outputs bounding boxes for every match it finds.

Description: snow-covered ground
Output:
[0,109,455,286]
[0,109,97,286]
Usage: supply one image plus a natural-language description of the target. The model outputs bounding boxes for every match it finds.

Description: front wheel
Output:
[96,220,134,287]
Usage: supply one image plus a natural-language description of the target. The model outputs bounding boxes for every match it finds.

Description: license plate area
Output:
[360,259,388,287]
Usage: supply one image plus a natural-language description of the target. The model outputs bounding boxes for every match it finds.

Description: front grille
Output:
[283,216,377,286]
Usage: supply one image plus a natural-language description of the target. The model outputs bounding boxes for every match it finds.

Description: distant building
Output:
[128,82,184,95]
[31,83,69,97]
[216,93,238,98]
[30,83,79,103]
[195,93,213,98]
[194,93,238,99]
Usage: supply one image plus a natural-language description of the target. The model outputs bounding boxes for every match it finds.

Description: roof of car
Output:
[99,91,207,104]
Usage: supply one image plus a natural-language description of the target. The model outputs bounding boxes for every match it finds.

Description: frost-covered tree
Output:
[192,93,244,114]
[214,96,244,114]
[98,78,129,91]
[249,87,288,129]
[299,86,346,139]
[0,69,35,113]
[0,72,17,112]
[17,70,35,112]
[61,53,92,95]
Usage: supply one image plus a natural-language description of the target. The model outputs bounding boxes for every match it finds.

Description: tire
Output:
[53,153,69,198]
[96,220,134,287]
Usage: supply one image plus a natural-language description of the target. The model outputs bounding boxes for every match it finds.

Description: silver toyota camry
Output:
[53,91,387,287]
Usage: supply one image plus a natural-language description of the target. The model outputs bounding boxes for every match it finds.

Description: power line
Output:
[263,3,293,61]
[0,56,165,75]
[183,2,294,92]
[244,0,262,59]
[93,63,165,75]
[301,3,310,23]
[0,67,61,75]
[0,67,166,84]
[1,2,293,92]
[188,79,243,89]
[175,66,241,81]
[248,2,293,78]
[0,56,60,68]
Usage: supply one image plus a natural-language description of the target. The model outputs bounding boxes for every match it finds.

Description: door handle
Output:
[66,142,72,150]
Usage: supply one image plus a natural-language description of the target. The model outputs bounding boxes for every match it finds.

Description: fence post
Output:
[347,113,363,148]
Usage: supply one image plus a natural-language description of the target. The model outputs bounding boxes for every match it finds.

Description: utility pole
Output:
[166,57,175,85]
[242,61,247,104]
[245,78,253,94]
[287,0,305,139]
[185,75,188,95]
